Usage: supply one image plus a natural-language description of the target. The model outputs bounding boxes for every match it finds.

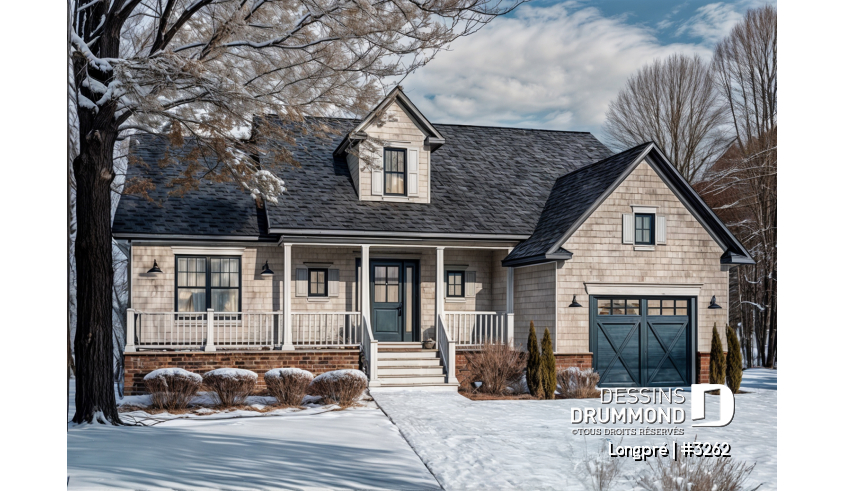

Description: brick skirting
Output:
[124,349,360,395]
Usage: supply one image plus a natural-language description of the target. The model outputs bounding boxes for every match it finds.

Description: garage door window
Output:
[647,299,688,316]
[597,298,639,315]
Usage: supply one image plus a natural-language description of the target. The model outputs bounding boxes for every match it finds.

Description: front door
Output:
[370,260,418,342]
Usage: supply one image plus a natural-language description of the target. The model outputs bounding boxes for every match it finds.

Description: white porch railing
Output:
[361,315,379,385]
[290,312,362,347]
[443,311,512,346]
[437,314,458,384]
[126,310,363,351]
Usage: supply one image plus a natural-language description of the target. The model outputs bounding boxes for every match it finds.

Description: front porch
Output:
[125,243,519,390]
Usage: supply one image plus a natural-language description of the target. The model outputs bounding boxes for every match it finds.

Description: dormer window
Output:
[384,148,407,196]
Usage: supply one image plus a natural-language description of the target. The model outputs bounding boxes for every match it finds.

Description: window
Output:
[308,268,328,297]
[446,271,465,298]
[635,213,655,245]
[176,256,240,312]
[647,299,688,316]
[383,148,406,195]
[597,298,639,315]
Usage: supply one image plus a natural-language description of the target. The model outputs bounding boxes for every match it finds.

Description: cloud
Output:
[402,3,710,138]
[677,1,776,45]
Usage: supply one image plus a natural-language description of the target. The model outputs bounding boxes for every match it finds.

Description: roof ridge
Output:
[297,115,595,134]
[551,142,652,183]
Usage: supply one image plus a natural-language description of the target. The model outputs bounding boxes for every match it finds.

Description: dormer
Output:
[334,87,445,203]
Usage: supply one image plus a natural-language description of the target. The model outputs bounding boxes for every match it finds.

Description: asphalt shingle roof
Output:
[112,135,266,237]
[503,143,651,263]
[113,118,612,238]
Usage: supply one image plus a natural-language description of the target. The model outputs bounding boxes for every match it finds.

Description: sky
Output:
[400,0,776,140]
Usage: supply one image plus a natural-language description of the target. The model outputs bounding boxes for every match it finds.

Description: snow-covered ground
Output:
[372,369,777,490]
[67,381,440,490]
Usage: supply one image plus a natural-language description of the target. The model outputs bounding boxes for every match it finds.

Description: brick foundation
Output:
[696,351,728,384]
[124,349,360,395]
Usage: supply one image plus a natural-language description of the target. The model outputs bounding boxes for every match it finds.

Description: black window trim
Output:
[634,213,655,246]
[446,270,465,298]
[308,267,329,297]
[174,255,242,313]
[383,147,407,196]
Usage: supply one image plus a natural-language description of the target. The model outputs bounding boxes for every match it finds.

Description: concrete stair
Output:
[374,343,459,390]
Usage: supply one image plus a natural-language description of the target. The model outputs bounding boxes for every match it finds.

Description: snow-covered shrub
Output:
[309,369,368,407]
[465,341,525,395]
[143,368,202,410]
[264,368,314,407]
[577,442,624,491]
[202,368,257,406]
[557,367,601,399]
[637,452,757,491]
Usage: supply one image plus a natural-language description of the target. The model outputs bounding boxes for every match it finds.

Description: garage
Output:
[590,296,695,387]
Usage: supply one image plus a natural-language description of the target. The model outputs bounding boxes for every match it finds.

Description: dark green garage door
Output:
[590,297,694,387]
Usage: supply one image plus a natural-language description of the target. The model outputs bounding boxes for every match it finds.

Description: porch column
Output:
[506,265,515,347]
[125,308,136,352]
[361,245,370,320]
[435,246,445,324]
[282,243,294,350]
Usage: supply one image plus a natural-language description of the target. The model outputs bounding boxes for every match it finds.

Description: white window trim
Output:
[585,282,702,297]
[171,246,245,256]
[631,205,658,214]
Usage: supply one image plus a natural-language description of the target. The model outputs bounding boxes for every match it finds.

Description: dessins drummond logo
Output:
[570,384,736,429]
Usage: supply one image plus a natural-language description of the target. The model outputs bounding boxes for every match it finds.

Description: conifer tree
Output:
[726,325,743,393]
[709,324,726,385]
[541,328,557,399]
[526,322,543,398]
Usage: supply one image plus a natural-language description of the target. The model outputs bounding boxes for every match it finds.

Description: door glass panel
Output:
[676,299,687,308]
[675,308,687,316]
[626,299,640,315]
[387,266,399,302]
[597,299,611,315]
[406,266,413,333]
[662,299,674,309]
[374,285,386,303]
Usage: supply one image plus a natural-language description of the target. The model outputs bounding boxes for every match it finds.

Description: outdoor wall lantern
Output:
[147,260,163,274]
[260,260,275,276]
[568,295,583,308]
[708,295,722,309]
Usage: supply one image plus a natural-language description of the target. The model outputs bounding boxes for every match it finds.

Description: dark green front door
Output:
[371,260,418,342]
[590,296,694,387]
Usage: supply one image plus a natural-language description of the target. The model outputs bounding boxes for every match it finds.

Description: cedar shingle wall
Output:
[513,262,556,351]
[557,160,729,354]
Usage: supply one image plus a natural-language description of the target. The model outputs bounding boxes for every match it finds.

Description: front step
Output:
[372,343,455,390]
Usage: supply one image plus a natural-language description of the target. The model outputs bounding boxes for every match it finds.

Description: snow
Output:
[67,379,440,490]
[264,367,313,380]
[371,369,777,490]
[143,368,202,382]
[312,369,368,383]
[203,367,257,379]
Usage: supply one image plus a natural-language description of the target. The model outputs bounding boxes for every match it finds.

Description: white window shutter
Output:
[371,148,384,196]
[407,148,419,196]
[622,214,634,244]
[328,269,340,297]
[465,271,476,298]
[295,268,308,296]
[656,215,666,244]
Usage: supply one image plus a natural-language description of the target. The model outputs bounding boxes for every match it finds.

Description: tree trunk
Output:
[72,129,121,425]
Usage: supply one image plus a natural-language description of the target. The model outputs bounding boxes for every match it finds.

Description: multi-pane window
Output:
[635,213,655,245]
[176,256,240,312]
[446,271,465,298]
[597,298,639,316]
[308,268,328,297]
[373,266,400,303]
[384,148,406,195]
[647,299,688,316]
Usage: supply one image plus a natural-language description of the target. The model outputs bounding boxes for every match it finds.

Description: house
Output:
[114,87,753,394]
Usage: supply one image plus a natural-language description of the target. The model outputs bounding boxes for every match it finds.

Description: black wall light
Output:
[260,260,275,276]
[708,295,722,309]
[147,260,163,274]
[568,295,582,308]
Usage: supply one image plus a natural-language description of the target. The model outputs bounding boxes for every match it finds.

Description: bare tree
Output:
[698,5,776,367]
[603,53,731,182]
[69,0,524,424]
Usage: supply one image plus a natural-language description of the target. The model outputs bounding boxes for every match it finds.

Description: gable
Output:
[502,144,753,267]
